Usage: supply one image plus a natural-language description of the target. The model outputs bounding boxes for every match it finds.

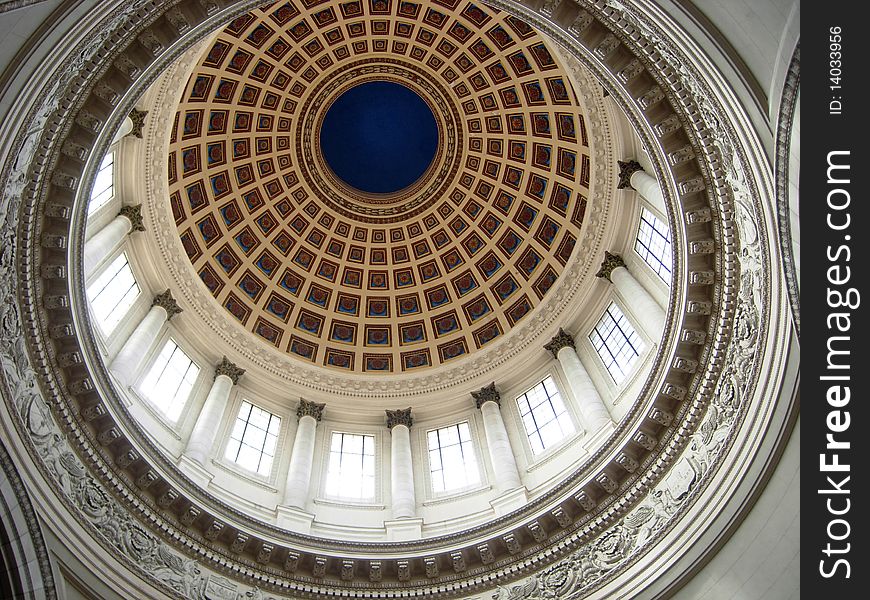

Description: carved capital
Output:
[152,289,182,320]
[118,204,145,232]
[596,251,626,282]
[386,407,413,430]
[128,108,148,138]
[544,328,575,358]
[617,159,643,189]
[214,356,245,384]
[472,382,500,409]
[297,399,326,422]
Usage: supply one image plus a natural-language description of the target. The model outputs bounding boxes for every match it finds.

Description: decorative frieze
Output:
[450,551,466,573]
[595,251,626,282]
[158,489,179,508]
[654,114,682,137]
[616,453,639,473]
[312,556,327,578]
[503,533,521,554]
[180,506,200,527]
[425,556,439,578]
[568,11,594,36]
[648,407,674,426]
[368,560,382,582]
[527,521,547,542]
[638,85,664,109]
[297,399,326,422]
[478,543,495,564]
[204,520,224,541]
[633,431,658,451]
[283,552,299,573]
[672,356,699,372]
[690,270,715,285]
[214,356,245,384]
[617,58,644,83]
[543,328,575,358]
[340,560,354,581]
[471,382,500,409]
[257,544,273,565]
[594,34,620,59]
[595,472,619,494]
[574,491,596,511]
[685,207,712,224]
[397,560,411,582]
[385,407,413,429]
[152,289,182,319]
[551,507,572,528]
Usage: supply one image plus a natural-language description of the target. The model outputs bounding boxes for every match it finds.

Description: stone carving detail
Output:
[685,207,712,224]
[551,507,571,528]
[595,473,619,494]
[678,177,706,195]
[568,10,593,35]
[116,449,139,469]
[617,58,644,83]
[93,81,119,105]
[136,470,158,489]
[158,489,179,507]
[687,300,712,315]
[385,407,412,429]
[668,145,696,165]
[369,560,382,582]
[424,557,439,578]
[689,240,715,255]
[450,551,466,573]
[672,356,699,372]
[119,204,145,231]
[616,159,643,189]
[214,356,245,384]
[662,383,687,401]
[594,34,620,59]
[654,114,682,137]
[690,270,715,285]
[633,431,657,451]
[478,543,495,564]
[152,289,182,319]
[313,557,327,578]
[257,544,273,565]
[574,491,596,511]
[681,329,707,345]
[638,86,664,109]
[41,233,66,249]
[297,399,325,421]
[97,427,121,446]
[205,520,224,541]
[595,251,626,282]
[472,382,500,409]
[396,560,410,582]
[616,453,639,473]
[81,403,107,421]
[527,521,547,543]
[180,506,200,527]
[284,552,299,573]
[341,560,354,581]
[504,533,521,554]
[543,328,575,358]
[648,407,674,426]
[539,0,563,17]
[230,533,248,554]
[128,108,148,138]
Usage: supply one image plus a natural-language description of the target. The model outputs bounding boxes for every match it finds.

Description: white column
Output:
[472,385,522,492]
[184,357,245,466]
[618,159,666,214]
[598,252,665,340]
[282,400,324,510]
[84,214,131,275]
[386,409,416,519]
[545,331,613,432]
[110,290,181,387]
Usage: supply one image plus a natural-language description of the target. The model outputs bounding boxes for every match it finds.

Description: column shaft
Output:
[479,401,522,492]
[557,347,612,431]
[184,374,233,465]
[283,415,317,509]
[110,305,167,387]
[84,214,132,275]
[611,265,666,339]
[390,424,416,519]
[630,169,666,214]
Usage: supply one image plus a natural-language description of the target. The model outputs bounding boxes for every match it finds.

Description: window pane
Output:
[589,303,645,383]
[139,339,200,421]
[516,376,575,454]
[226,401,281,476]
[634,207,672,283]
[427,422,479,493]
[88,153,115,215]
[325,432,376,501]
[86,252,140,334]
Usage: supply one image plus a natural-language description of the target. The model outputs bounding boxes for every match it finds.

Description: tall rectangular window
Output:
[516,376,575,455]
[225,401,281,477]
[86,252,140,334]
[589,302,645,383]
[634,207,672,282]
[427,422,479,493]
[139,339,199,421]
[324,433,376,501]
[88,153,115,215]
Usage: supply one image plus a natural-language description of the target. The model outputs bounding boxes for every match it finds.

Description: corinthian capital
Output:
[617,159,644,189]
[544,328,575,359]
[472,383,500,409]
[297,399,325,422]
[595,251,626,282]
[214,356,245,384]
[152,289,182,320]
[386,408,413,430]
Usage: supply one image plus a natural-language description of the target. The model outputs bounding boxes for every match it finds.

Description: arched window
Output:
[589,302,645,383]
[139,338,199,421]
[86,252,140,335]
[516,376,575,454]
[87,152,115,215]
[225,401,281,476]
[427,422,480,493]
[324,433,376,501]
[634,207,672,282]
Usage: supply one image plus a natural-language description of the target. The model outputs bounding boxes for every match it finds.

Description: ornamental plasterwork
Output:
[0,0,783,598]
[214,356,245,384]
[139,14,617,398]
[543,328,575,358]
[385,408,413,430]
[471,383,501,409]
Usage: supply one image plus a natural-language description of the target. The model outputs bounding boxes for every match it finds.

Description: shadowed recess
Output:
[320,82,438,194]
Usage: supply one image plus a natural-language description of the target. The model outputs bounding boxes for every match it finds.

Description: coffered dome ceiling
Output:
[169,0,593,373]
